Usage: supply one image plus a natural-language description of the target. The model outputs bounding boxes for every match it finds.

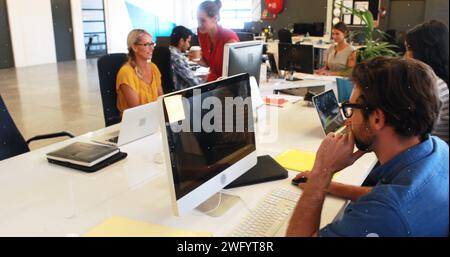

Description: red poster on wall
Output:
[265,0,284,14]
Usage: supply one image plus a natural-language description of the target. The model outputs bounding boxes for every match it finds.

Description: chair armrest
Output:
[26,131,75,145]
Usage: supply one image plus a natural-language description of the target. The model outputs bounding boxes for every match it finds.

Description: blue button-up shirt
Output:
[319,136,449,237]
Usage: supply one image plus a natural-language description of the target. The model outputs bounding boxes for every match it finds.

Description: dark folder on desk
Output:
[48,151,127,173]
[226,155,288,189]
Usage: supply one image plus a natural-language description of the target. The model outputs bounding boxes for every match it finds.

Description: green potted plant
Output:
[340,4,398,62]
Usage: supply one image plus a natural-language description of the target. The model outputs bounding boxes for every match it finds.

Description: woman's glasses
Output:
[135,42,156,48]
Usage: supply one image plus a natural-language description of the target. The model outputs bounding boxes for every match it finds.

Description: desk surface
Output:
[0,102,377,236]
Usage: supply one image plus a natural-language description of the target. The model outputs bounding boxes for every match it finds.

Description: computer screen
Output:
[243,21,263,34]
[236,32,255,42]
[278,43,314,74]
[293,23,325,37]
[312,90,345,135]
[156,36,171,48]
[223,41,263,85]
[159,73,257,216]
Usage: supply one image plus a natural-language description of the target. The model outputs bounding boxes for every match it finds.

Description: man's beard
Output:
[353,124,374,152]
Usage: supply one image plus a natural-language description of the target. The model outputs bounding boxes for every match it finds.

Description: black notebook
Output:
[48,151,127,173]
[46,142,119,167]
[226,155,288,189]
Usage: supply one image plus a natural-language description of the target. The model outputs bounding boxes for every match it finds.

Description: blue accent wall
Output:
[125,2,175,37]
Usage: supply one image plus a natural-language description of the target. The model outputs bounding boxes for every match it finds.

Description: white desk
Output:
[260,76,338,97]
[0,103,377,236]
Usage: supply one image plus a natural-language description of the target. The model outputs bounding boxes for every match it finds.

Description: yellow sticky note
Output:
[83,216,212,237]
[275,149,316,172]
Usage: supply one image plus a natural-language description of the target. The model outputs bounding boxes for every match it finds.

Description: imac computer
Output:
[293,22,325,37]
[158,73,257,216]
[222,41,264,85]
[278,43,315,77]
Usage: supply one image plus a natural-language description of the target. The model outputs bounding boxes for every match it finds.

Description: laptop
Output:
[92,102,159,146]
[312,90,346,135]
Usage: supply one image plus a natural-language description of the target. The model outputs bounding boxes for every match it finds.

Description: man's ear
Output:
[369,109,386,131]
[178,39,184,48]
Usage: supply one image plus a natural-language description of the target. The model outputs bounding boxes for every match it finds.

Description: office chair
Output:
[336,78,353,103]
[0,95,74,161]
[97,53,128,127]
[278,29,292,44]
[152,46,176,94]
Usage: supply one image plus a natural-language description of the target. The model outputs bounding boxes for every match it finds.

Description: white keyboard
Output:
[229,188,301,237]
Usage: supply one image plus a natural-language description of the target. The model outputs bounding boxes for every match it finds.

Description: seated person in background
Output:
[316,22,356,76]
[116,29,163,115]
[287,57,449,237]
[169,26,201,90]
[405,20,449,144]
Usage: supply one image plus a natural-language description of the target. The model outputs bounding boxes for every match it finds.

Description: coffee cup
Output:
[190,46,202,62]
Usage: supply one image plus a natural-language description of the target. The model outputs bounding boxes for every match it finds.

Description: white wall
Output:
[104,0,134,54]
[6,0,57,67]
[70,0,86,60]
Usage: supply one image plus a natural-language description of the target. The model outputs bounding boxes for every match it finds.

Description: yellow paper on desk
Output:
[275,149,316,172]
[83,216,212,237]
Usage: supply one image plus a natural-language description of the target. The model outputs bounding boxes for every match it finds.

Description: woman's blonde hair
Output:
[127,29,152,79]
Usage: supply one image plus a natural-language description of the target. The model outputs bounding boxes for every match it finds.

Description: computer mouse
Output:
[291,177,308,186]
[153,153,164,164]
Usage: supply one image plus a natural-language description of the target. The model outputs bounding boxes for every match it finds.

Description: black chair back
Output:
[278,29,292,44]
[0,95,29,161]
[152,46,176,94]
[97,53,128,127]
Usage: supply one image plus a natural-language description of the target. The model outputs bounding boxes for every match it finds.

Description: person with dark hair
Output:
[195,0,239,82]
[405,20,449,143]
[287,57,448,237]
[169,26,200,90]
[316,22,356,76]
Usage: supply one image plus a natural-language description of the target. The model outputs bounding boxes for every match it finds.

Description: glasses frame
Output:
[135,42,156,48]
[340,101,371,118]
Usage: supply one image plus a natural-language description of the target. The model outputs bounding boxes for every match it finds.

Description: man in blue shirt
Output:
[169,26,201,90]
[287,57,449,237]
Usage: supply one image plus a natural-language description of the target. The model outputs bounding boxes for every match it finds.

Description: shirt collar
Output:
[169,45,182,54]
[369,135,434,184]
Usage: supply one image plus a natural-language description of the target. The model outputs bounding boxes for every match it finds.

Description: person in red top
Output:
[195,0,239,82]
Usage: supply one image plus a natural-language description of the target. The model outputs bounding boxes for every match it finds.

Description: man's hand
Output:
[313,129,366,177]
[294,172,311,190]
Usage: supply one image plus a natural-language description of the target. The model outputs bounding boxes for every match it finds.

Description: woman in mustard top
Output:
[116,29,163,114]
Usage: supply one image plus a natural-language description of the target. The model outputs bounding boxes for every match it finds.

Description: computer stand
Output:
[196,192,242,217]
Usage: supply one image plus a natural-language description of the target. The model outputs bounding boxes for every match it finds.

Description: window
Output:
[189,0,253,30]
[82,0,107,58]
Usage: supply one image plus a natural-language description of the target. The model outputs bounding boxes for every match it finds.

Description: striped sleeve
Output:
[432,79,449,144]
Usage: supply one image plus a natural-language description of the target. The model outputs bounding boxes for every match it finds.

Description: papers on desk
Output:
[194,67,209,77]
[263,97,288,107]
[275,149,340,178]
[298,73,342,82]
[263,94,302,107]
[84,216,212,237]
[275,149,316,172]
